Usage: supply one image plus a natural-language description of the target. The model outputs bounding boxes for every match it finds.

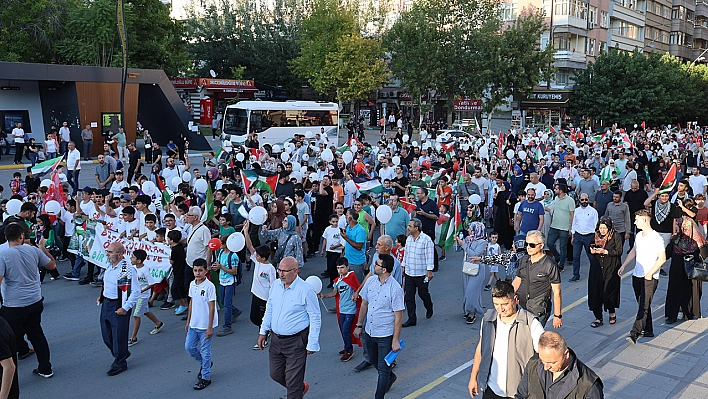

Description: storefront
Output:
[170,78,259,125]
[516,90,572,130]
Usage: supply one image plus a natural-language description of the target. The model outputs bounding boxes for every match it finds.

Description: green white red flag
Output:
[659,163,678,194]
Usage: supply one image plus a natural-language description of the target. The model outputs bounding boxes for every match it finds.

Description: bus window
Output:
[223,108,248,135]
[250,110,263,133]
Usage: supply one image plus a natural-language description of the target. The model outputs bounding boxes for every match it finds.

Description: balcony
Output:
[695,24,708,40]
[609,2,647,27]
[553,50,588,69]
[698,2,708,18]
[670,44,694,60]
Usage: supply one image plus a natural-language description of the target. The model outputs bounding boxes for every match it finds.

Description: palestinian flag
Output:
[31,155,64,176]
[435,213,450,245]
[155,176,171,207]
[440,142,455,160]
[659,163,678,194]
[241,169,279,193]
[334,271,362,347]
[427,187,437,200]
[458,161,467,185]
[439,198,462,251]
[201,184,214,223]
[423,170,442,187]
[352,176,383,194]
[399,199,417,213]
[215,147,227,161]
[569,128,576,142]
[621,134,633,149]
[337,137,361,153]
[546,125,557,134]
[533,145,543,161]
[600,165,620,182]
[249,148,264,159]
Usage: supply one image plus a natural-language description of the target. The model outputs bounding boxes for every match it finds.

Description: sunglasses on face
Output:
[525,242,542,248]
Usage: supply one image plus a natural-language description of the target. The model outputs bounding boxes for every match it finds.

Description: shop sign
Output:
[453,97,482,111]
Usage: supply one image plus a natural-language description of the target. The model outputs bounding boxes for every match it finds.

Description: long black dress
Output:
[493,195,517,250]
[588,233,623,319]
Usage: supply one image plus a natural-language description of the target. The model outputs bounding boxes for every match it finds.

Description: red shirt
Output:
[437,185,452,207]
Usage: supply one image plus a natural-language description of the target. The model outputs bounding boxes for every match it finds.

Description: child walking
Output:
[128,250,164,346]
[321,213,345,287]
[185,259,218,390]
[243,221,277,350]
[318,257,361,362]
[484,232,501,291]
[212,235,242,337]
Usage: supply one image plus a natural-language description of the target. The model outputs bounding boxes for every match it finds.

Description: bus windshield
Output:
[223,108,248,135]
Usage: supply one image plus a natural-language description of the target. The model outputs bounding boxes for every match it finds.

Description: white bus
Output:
[221,100,339,152]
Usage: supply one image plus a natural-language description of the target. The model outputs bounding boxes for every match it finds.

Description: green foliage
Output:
[570,47,708,126]
[57,0,121,67]
[0,0,73,63]
[185,0,305,95]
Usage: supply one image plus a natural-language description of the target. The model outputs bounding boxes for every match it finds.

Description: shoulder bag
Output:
[462,253,479,276]
[684,253,708,282]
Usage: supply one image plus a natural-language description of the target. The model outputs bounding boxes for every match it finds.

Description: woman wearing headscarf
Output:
[259,214,304,267]
[541,189,555,239]
[454,222,488,324]
[588,216,623,327]
[268,200,286,230]
[207,167,220,190]
[493,181,517,250]
[666,211,707,323]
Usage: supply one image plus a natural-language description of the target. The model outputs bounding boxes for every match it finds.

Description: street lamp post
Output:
[640,33,668,54]
[688,48,708,70]
[116,0,128,137]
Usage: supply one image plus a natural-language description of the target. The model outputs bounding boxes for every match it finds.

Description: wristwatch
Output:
[356,325,363,328]
[554,314,563,319]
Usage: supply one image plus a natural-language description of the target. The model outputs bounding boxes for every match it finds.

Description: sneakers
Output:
[483,285,491,291]
[216,327,233,337]
[175,305,188,315]
[439,255,447,261]
[78,278,92,285]
[150,322,164,335]
[160,301,175,310]
[626,335,638,344]
[32,368,54,378]
[340,351,354,362]
[128,338,139,347]
[465,315,476,324]
[63,273,79,281]
[339,349,348,355]
[568,276,580,282]
[90,280,103,287]
[253,343,261,350]
[232,309,242,321]
[193,378,211,390]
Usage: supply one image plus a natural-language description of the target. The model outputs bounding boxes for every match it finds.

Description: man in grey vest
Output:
[468,280,544,398]
[515,331,603,398]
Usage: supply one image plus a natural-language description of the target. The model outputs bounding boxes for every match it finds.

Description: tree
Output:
[290,0,389,106]
[0,0,73,63]
[185,0,305,95]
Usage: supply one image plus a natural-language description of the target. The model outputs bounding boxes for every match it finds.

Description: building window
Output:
[586,38,597,55]
[601,11,609,28]
[501,2,518,21]
[555,70,569,86]
[670,31,687,45]
[554,33,572,50]
[672,6,686,20]
[589,6,597,25]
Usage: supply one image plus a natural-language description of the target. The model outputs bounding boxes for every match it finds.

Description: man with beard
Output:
[570,193,598,282]
[516,188,545,236]
[309,175,333,257]
[623,180,648,251]
[604,191,631,249]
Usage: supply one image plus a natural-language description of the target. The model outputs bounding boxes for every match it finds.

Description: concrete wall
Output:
[0,80,45,138]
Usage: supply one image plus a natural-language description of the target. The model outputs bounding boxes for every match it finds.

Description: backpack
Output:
[224,251,243,286]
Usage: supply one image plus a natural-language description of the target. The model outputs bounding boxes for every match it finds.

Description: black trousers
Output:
[631,276,658,336]
[404,275,433,321]
[269,329,309,399]
[13,143,23,163]
[309,221,325,254]
[250,294,267,327]
[326,251,340,284]
[483,387,512,398]
[100,298,130,369]
[0,299,52,374]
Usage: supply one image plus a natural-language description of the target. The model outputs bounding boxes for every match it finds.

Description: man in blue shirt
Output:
[341,208,367,281]
[382,195,410,241]
[517,188,545,235]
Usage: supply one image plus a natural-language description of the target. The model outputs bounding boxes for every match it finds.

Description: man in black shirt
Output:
[274,172,295,199]
[415,187,441,268]
[0,316,19,399]
[624,180,649,250]
[391,167,408,198]
[127,142,142,184]
[644,188,682,275]
[310,176,334,256]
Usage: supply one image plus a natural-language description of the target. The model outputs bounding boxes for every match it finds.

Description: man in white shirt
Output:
[471,167,489,207]
[619,209,666,344]
[525,173,546,200]
[378,159,396,181]
[11,122,25,165]
[570,193,598,282]
[160,157,180,184]
[688,166,708,196]
[622,161,638,194]
[66,141,82,195]
[59,121,71,155]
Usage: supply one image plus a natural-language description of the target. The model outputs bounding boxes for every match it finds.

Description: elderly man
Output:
[354,254,404,399]
[97,242,140,376]
[66,141,82,194]
[469,280,544,399]
[570,193,598,282]
[458,174,482,218]
[0,223,56,378]
[258,257,321,399]
[515,331,603,398]
[401,218,435,327]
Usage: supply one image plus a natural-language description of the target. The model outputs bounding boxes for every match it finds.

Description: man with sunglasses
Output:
[570,193,598,282]
[512,230,563,328]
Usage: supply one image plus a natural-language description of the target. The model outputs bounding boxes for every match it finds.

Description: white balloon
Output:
[300,165,309,173]
[305,275,323,294]
[248,206,268,225]
[345,180,357,193]
[461,143,470,151]
[290,161,300,171]
[272,144,281,153]
[519,150,527,160]
[392,156,400,165]
[570,141,577,147]
[40,179,52,188]
[194,179,209,194]
[6,199,21,215]
[351,144,358,153]
[305,131,313,138]
[236,153,245,162]
[634,124,638,128]
[302,154,309,161]
[288,143,295,151]
[376,205,392,224]
[422,142,429,150]
[182,172,192,182]
[45,200,61,215]
[281,152,290,162]
[342,151,353,164]
[285,147,292,154]
[142,181,156,196]
[321,149,334,162]
[412,141,418,147]
[403,134,409,142]
[226,232,246,252]
[470,194,482,205]
[171,176,182,190]
[148,203,156,213]
[309,173,319,182]
[506,149,515,160]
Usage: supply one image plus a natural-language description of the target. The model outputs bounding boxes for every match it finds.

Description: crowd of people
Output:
[0,118,707,398]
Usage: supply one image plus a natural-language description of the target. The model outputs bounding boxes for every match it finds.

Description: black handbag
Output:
[684,257,708,282]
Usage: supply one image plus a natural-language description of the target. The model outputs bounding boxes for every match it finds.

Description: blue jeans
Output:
[72,256,85,278]
[546,228,569,269]
[572,233,594,279]
[363,332,394,399]
[29,152,38,166]
[67,169,80,194]
[219,284,240,328]
[47,152,56,160]
[185,327,213,380]
[60,141,68,156]
[339,313,355,353]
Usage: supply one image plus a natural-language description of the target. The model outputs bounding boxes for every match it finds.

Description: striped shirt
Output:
[402,232,434,276]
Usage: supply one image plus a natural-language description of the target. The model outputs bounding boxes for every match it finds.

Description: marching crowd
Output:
[0,119,707,399]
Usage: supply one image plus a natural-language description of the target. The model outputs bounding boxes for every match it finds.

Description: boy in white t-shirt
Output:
[185,259,217,390]
[484,232,501,291]
[128,250,164,346]
[619,209,666,344]
[138,214,159,241]
[243,221,277,349]
[321,214,345,287]
[109,170,128,199]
